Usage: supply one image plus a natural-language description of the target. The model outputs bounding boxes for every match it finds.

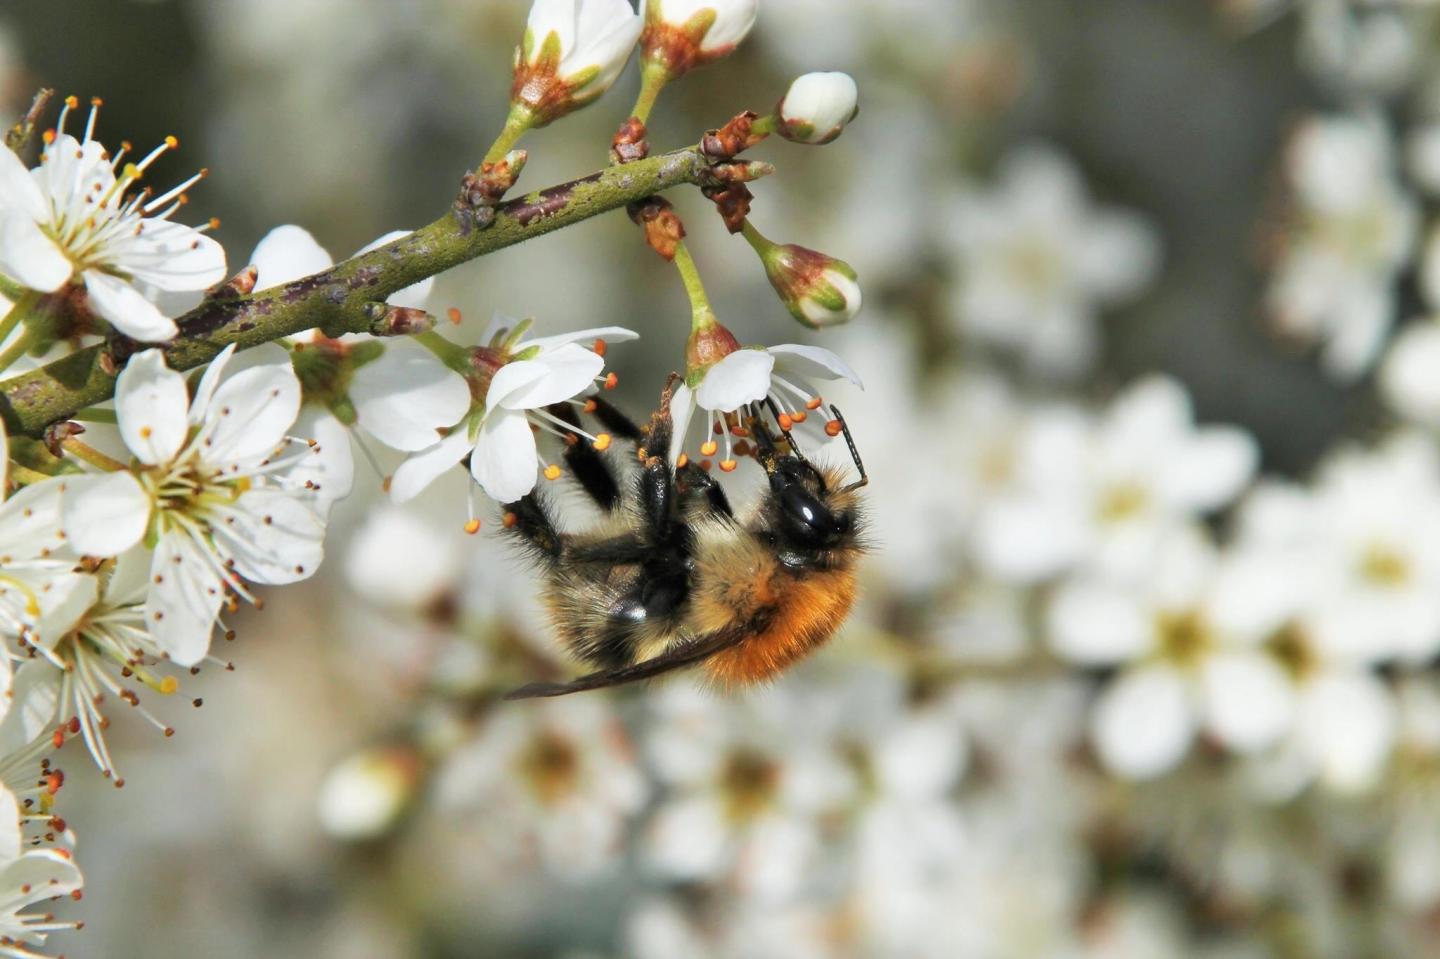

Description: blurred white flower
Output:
[1267,113,1418,380]
[56,344,328,666]
[642,683,850,900]
[974,375,1257,583]
[1379,322,1440,427]
[391,324,636,504]
[944,144,1160,378]
[626,895,833,959]
[1297,0,1425,97]
[317,745,423,841]
[0,97,226,341]
[514,0,644,125]
[776,72,860,145]
[669,343,863,467]
[345,506,461,611]
[433,697,646,876]
[1050,525,1294,779]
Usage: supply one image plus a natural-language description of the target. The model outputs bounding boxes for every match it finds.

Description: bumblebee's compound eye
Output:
[778,482,848,548]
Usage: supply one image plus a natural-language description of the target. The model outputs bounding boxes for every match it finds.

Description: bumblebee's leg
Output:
[545,403,622,512]
[586,396,645,443]
[502,493,564,562]
[676,461,734,519]
[630,374,681,542]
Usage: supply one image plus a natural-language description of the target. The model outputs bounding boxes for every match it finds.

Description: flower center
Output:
[1155,610,1211,667]
[1267,621,1319,681]
[518,731,581,805]
[1097,483,1149,523]
[1359,542,1410,588]
[720,749,780,823]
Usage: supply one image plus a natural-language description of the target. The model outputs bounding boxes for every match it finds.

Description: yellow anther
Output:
[700,440,718,456]
[593,433,613,452]
[159,676,179,695]
[719,459,739,473]
[544,464,563,481]
[464,519,482,535]
[165,135,179,149]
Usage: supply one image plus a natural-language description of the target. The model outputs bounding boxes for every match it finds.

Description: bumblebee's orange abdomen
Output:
[699,567,857,687]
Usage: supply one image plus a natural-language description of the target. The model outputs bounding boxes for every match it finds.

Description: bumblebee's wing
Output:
[503,627,746,700]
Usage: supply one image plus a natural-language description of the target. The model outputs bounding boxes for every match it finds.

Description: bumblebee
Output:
[502,375,867,699]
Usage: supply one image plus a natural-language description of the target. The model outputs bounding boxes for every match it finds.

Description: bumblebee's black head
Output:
[770,457,856,551]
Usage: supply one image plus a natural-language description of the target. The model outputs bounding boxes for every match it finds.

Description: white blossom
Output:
[944,144,1160,377]
[1267,113,1418,380]
[390,323,636,505]
[974,375,1257,583]
[317,746,423,842]
[668,343,863,467]
[55,344,328,667]
[0,783,81,959]
[0,97,225,341]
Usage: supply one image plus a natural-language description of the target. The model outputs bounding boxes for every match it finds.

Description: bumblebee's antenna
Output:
[828,405,869,493]
[761,397,809,465]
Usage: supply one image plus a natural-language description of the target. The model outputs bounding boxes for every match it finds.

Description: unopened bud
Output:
[700,111,765,160]
[776,72,860,146]
[316,745,423,842]
[511,0,644,127]
[366,303,436,337]
[611,117,650,165]
[459,150,529,209]
[747,226,862,329]
[628,196,687,261]
[640,0,758,79]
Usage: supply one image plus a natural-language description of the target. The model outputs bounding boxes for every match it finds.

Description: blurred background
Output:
[12,0,1440,956]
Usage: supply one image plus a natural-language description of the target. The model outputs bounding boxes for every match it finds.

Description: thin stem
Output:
[631,60,672,126]
[739,219,772,257]
[62,438,129,473]
[72,407,119,425]
[9,463,57,487]
[671,241,716,331]
[483,107,533,167]
[415,331,473,374]
[2,144,744,437]
[749,113,778,138]
[0,291,39,357]
[0,274,23,303]
[0,328,35,375]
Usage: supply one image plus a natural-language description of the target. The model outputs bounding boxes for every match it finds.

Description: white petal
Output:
[187,343,239,427]
[249,224,333,291]
[1296,671,1397,794]
[668,385,697,464]
[0,144,48,221]
[0,212,69,292]
[1090,665,1196,780]
[483,359,552,410]
[33,573,98,649]
[518,325,639,356]
[1381,323,1440,426]
[1047,581,1152,665]
[0,478,64,549]
[0,849,82,906]
[1078,210,1161,302]
[497,343,604,410]
[768,343,864,388]
[694,349,774,411]
[147,532,224,666]
[288,407,355,517]
[58,472,150,557]
[0,663,61,758]
[352,345,473,452]
[1158,427,1259,513]
[472,409,539,503]
[117,220,227,292]
[389,427,474,504]
[200,361,302,466]
[82,269,178,341]
[1200,652,1294,753]
[211,489,325,585]
[115,348,190,464]
[0,785,19,864]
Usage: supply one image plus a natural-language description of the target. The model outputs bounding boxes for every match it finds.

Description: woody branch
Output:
[0,142,759,437]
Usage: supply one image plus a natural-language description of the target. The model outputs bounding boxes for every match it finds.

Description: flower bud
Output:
[512,0,644,127]
[685,314,743,385]
[640,0,758,79]
[744,224,862,328]
[317,745,424,842]
[776,72,860,145]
